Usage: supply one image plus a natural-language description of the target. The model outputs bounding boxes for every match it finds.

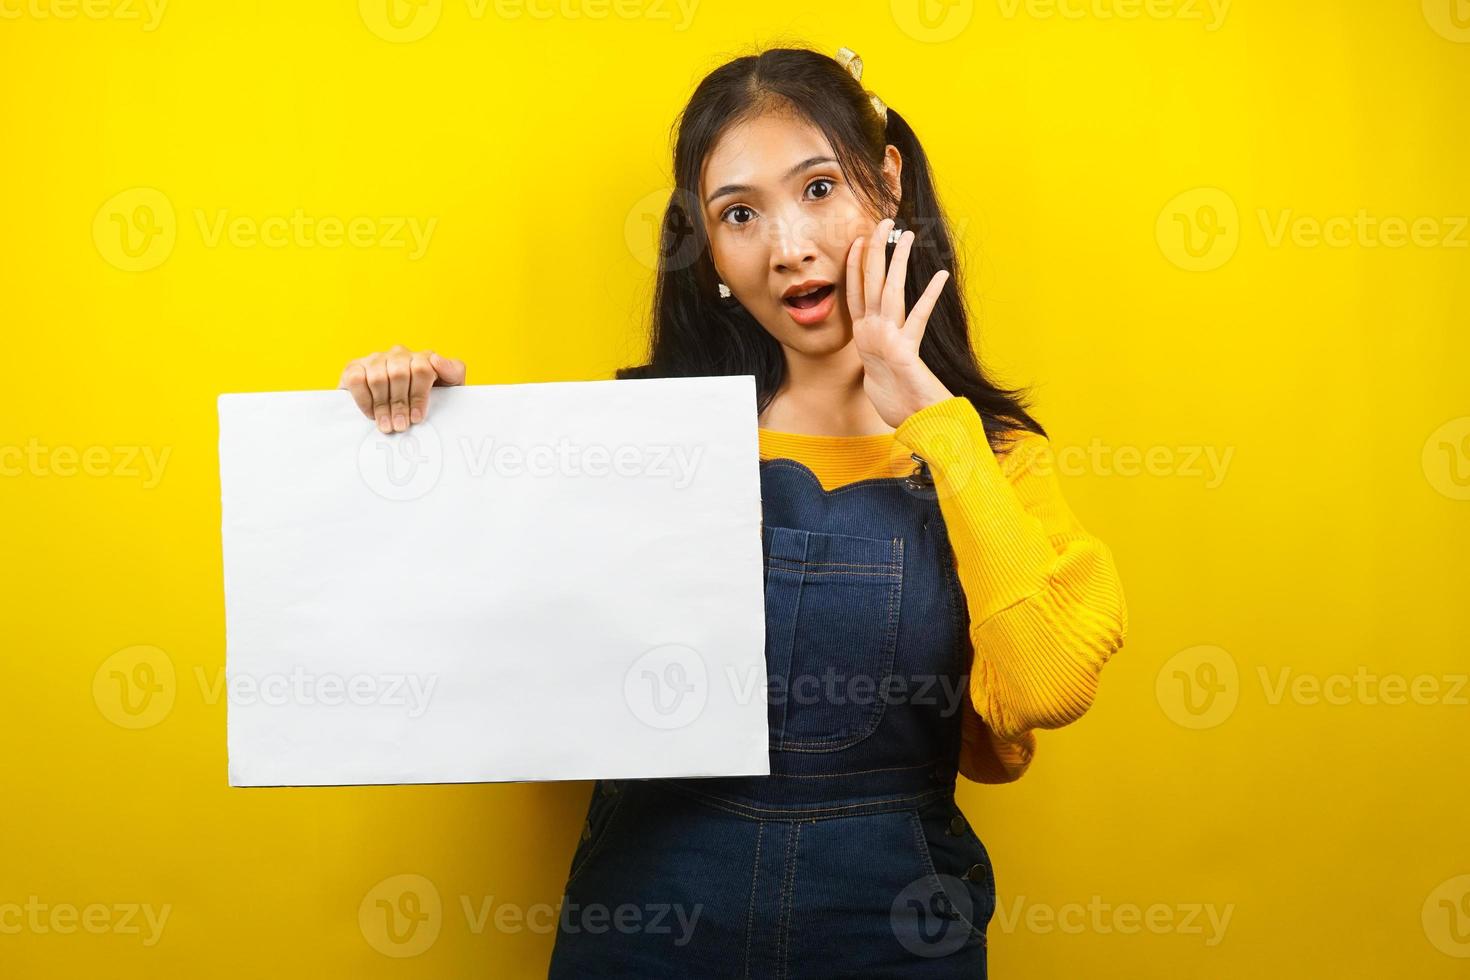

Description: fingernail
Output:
[393,414,406,431]
[378,417,391,433]
[410,408,423,423]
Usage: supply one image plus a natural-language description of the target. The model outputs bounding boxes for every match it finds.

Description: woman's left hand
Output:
[846,216,956,429]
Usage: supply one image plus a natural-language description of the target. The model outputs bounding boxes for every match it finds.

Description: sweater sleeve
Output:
[893,396,1129,783]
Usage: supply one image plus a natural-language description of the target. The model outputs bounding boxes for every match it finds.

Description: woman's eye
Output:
[722,205,755,226]
[720,180,834,225]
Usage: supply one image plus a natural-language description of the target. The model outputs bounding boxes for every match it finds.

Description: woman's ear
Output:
[882,144,903,210]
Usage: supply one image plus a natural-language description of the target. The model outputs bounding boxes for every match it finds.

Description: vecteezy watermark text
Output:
[0,898,171,946]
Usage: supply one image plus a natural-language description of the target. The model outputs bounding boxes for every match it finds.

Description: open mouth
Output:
[782,284,836,310]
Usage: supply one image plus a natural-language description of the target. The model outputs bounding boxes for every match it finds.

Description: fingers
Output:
[429,352,466,386]
[386,344,412,432]
[904,270,951,348]
[338,362,373,419]
[845,236,866,321]
[340,346,467,432]
[882,228,915,320]
[408,353,437,424]
[364,353,391,433]
[863,217,894,314]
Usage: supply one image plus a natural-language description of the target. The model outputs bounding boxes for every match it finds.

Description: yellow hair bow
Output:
[835,46,888,125]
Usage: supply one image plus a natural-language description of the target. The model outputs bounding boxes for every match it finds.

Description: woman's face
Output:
[699,111,900,357]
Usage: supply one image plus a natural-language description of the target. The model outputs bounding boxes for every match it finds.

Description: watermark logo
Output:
[996,0,1229,30]
[361,0,698,40]
[0,0,168,30]
[1258,666,1468,707]
[93,645,176,729]
[993,894,1233,945]
[490,0,699,30]
[0,439,171,487]
[1422,416,1470,500]
[891,873,977,957]
[1422,0,1470,42]
[1161,188,1468,268]
[723,665,969,718]
[193,209,436,256]
[1035,438,1234,488]
[441,892,709,939]
[902,427,1235,502]
[624,643,708,730]
[1257,209,1468,249]
[196,667,439,717]
[890,0,974,43]
[1158,644,1467,727]
[1157,187,1239,271]
[359,421,445,501]
[555,899,702,942]
[93,187,437,271]
[460,437,703,487]
[359,0,442,41]
[625,187,706,273]
[1156,644,1238,729]
[1424,875,1470,957]
[93,187,176,272]
[360,874,442,957]
[0,899,171,945]
[357,426,707,501]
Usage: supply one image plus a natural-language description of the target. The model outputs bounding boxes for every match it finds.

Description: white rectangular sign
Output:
[218,375,770,786]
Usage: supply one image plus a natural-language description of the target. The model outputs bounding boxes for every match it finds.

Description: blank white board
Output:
[218,375,769,786]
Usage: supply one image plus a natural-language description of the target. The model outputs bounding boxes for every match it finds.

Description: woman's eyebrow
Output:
[704,156,838,207]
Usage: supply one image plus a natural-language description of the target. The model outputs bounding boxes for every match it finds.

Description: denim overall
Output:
[547,454,999,978]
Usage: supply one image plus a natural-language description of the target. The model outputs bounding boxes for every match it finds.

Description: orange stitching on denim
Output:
[743,821,764,980]
[764,558,899,575]
[765,558,899,570]
[765,567,900,578]
[776,821,800,979]
[661,784,951,821]
[750,759,945,779]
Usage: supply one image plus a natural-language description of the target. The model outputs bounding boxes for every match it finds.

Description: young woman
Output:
[338,45,1127,979]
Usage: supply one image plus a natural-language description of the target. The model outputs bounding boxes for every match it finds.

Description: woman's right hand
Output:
[338,345,468,433]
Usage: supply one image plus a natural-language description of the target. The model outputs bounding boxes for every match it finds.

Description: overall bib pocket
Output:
[762,525,904,752]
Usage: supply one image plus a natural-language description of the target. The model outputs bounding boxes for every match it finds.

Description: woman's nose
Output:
[768,213,820,270]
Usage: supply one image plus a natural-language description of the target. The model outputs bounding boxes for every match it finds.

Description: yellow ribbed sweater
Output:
[758,395,1128,784]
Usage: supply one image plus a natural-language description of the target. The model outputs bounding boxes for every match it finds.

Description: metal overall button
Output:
[904,453,934,492]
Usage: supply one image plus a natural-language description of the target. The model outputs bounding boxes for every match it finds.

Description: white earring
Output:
[717,281,732,299]
[886,225,903,244]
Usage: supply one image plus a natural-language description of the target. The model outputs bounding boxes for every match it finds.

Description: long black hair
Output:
[617,44,1046,450]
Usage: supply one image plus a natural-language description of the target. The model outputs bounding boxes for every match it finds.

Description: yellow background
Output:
[3,0,1468,976]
